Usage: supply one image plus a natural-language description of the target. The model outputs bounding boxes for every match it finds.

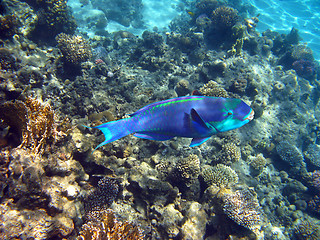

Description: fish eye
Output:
[227,110,233,116]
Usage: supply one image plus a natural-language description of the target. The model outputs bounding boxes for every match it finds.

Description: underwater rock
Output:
[181,201,207,239]
[201,164,238,188]
[158,203,183,238]
[175,79,190,96]
[223,188,263,238]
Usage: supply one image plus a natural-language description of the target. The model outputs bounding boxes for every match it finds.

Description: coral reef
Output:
[56,33,92,65]
[84,176,120,213]
[174,154,200,182]
[211,6,239,30]
[199,80,229,97]
[0,97,60,153]
[294,220,320,240]
[276,141,307,176]
[78,209,144,240]
[304,144,320,168]
[220,142,241,165]
[201,164,238,188]
[24,0,77,42]
[223,189,263,237]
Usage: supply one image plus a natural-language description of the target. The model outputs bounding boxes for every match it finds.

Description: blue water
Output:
[68,0,320,61]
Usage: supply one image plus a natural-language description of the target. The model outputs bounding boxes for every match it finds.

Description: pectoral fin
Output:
[190,137,211,147]
[190,108,210,129]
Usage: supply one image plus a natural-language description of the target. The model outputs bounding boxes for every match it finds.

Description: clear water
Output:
[68,0,320,60]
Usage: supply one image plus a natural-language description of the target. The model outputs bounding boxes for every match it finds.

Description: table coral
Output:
[223,188,263,237]
[56,33,92,65]
[78,209,144,240]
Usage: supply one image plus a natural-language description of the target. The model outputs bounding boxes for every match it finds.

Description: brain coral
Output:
[223,189,262,235]
[201,164,238,188]
[56,33,92,65]
[199,80,229,97]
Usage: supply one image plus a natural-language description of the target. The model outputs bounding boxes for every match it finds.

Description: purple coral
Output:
[292,59,316,79]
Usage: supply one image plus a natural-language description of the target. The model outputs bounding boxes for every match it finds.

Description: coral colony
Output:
[0,0,320,239]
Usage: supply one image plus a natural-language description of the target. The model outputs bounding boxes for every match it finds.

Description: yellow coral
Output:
[199,80,229,97]
[0,97,61,154]
[78,209,144,240]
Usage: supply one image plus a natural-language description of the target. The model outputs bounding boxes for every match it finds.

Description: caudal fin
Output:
[84,118,131,151]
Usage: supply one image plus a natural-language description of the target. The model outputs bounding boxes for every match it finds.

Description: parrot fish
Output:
[86,96,254,150]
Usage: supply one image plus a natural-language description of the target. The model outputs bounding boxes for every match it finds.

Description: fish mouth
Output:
[245,109,254,121]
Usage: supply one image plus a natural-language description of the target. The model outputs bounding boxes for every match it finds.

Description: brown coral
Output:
[223,189,262,236]
[78,209,144,240]
[0,97,59,153]
[199,80,229,97]
[56,33,92,65]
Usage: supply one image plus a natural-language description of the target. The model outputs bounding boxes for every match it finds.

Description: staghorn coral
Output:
[199,80,229,98]
[220,142,241,165]
[201,164,238,188]
[212,6,239,30]
[174,154,200,182]
[78,209,144,240]
[84,176,120,213]
[0,97,60,154]
[56,33,92,65]
[223,188,263,236]
[294,220,320,240]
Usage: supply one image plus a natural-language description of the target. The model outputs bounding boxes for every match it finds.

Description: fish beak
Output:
[245,109,254,121]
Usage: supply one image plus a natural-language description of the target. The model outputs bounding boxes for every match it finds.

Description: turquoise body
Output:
[87,96,254,150]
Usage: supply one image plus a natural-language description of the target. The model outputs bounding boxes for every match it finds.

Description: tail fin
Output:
[84,119,131,152]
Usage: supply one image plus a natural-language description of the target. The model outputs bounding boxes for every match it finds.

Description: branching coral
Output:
[0,97,61,154]
[212,6,239,30]
[56,33,92,65]
[223,189,263,236]
[84,176,120,213]
[174,154,200,182]
[78,209,144,240]
[201,164,238,188]
[199,80,229,97]
[220,142,241,165]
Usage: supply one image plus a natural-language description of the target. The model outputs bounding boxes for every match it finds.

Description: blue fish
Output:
[86,96,254,150]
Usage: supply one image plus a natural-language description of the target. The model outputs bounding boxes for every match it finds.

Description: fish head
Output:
[207,98,254,132]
